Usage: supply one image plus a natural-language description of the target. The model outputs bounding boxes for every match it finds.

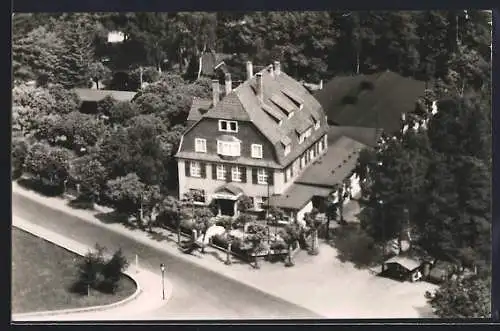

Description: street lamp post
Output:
[160,263,166,300]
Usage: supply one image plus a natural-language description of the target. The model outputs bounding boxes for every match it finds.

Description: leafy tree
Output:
[69,155,108,202]
[160,195,184,244]
[105,173,160,221]
[426,275,491,318]
[281,223,301,267]
[88,61,112,89]
[97,95,117,117]
[108,101,140,126]
[246,223,268,269]
[194,207,215,253]
[47,84,82,115]
[12,138,29,179]
[304,208,322,255]
[24,142,73,191]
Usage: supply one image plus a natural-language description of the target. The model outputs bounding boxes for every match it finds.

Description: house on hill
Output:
[315,71,427,134]
[74,88,137,114]
[177,61,379,222]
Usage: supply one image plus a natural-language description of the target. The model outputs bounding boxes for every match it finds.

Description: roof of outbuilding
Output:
[269,184,333,210]
[315,71,426,133]
[74,88,137,102]
[200,52,233,76]
[384,256,422,271]
[296,135,367,188]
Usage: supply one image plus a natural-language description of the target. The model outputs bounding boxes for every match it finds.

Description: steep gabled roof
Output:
[315,71,426,133]
[181,66,327,167]
[187,97,212,122]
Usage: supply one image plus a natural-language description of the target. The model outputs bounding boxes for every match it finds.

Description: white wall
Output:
[297,200,313,223]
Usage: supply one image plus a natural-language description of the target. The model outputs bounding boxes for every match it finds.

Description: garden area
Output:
[12,228,136,314]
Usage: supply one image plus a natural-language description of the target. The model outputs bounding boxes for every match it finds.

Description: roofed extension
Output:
[296,135,367,188]
[315,71,426,133]
[74,88,137,102]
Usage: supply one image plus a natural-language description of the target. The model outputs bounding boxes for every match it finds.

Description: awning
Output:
[212,183,243,200]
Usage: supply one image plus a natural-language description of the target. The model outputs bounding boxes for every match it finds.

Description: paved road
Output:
[13,193,319,320]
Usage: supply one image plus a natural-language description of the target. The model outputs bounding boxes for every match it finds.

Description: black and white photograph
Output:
[11,10,493,321]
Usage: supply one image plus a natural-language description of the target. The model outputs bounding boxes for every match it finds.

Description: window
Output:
[300,155,306,168]
[284,144,291,156]
[218,120,238,133]
[298,134,305,144]
[216,164,226,180]
[189,189,206,203]
[195,138,207,153]
[190,161,201,177]
[257,168,268,184]
[251,144,263,158]
[304,128,312,138]
[293,159,300,174]
[254,196,268,210]
[310,148,315,159]
[285,167,292,183]
[231,166,242,182]
[319,139,324,152]
[217,140,241,156]
[324,135,328,149]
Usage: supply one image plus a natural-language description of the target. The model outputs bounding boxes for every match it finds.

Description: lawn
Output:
[11,228,137,314]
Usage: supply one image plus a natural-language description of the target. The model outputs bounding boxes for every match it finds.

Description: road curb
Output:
[11,220,171,320]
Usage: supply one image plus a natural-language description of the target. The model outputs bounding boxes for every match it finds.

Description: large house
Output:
[176,61,330,219]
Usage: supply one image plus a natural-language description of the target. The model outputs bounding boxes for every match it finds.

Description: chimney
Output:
[225,73,232,95]
[246,61,253,80]
[255,73,263,101]
[319,79,323,90]
[273,61,281,76]
[212,80,220,106]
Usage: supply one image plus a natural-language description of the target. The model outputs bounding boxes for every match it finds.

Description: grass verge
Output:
[12,228,136,314]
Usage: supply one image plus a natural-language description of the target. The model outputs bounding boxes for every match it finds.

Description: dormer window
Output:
[219,120,238,133]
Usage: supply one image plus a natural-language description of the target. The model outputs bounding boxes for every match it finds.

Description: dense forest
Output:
[11,11,492,318]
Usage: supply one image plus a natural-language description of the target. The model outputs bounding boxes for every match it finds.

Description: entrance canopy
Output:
[212,183,243,201]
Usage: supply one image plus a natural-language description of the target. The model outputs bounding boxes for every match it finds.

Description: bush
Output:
[12,138,28,179]
[74,245,129,295]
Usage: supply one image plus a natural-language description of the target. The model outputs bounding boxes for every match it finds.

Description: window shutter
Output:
[284,169,288,183]
[268,169,274,185]
[212,163,217,180]
[226,165,232,182]
[185,161,190,177]
[240,166,247,183]
[252,168,258,184]
[200,162,206,178]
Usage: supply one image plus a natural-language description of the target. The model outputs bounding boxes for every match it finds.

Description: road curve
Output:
[12,193,320,320]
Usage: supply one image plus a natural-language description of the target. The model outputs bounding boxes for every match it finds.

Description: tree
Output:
[97,95,117,117]
[160,195,184,244]
[194,207,215,253]
[69,155,108,203]
[246,223,268,269]
[281,223,301,267]
[88,61,112,89]
[304,208,322,255]
[24,142,73,191]
[77,244,106,296]
[12,25,64,83]
[426,275,491,318]
[12,138,29,179]
[47,84,82,115]
[100,248,129,293]
[52,17,96,88]
[108,101,140,126]
[104,173,160,222]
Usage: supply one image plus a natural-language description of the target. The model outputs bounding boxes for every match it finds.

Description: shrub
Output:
[74,245,129,295]
[12,138,28,179]
[100,248,129,293]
